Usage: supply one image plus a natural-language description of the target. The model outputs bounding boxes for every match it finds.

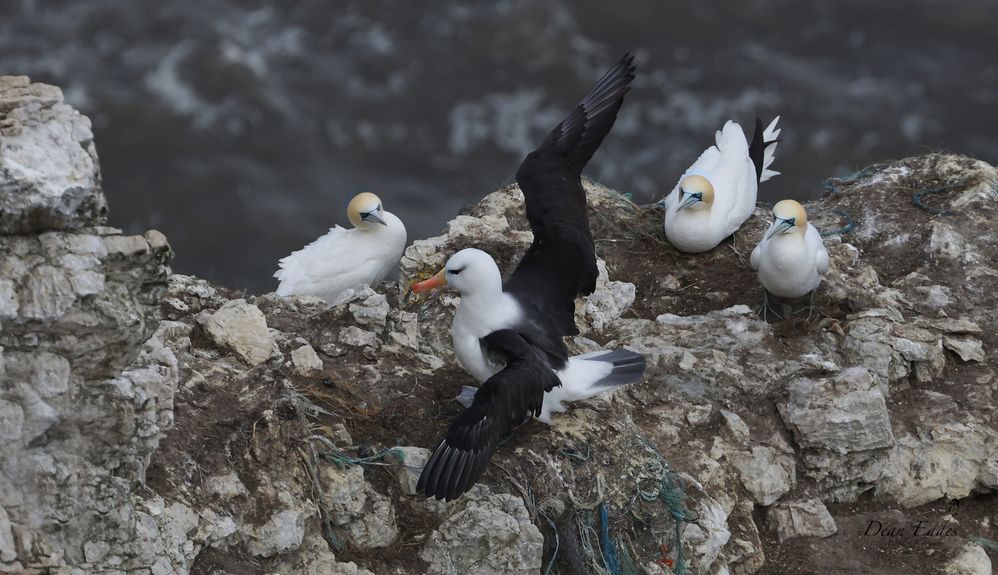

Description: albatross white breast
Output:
[274,192,406,304]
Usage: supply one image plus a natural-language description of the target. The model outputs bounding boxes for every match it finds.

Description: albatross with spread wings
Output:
[411,54,646,501]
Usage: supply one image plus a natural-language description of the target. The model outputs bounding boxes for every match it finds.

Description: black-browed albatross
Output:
[411,54,645,501]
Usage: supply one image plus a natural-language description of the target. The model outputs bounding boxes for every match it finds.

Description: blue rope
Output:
[911,180,966,216]
[599,503,621,574]
[972,537,998,553]
[822,165,881,194]
[633,435,696,575]
[820,208,855,237]
[320,445,405,469]
[560,443,592,462]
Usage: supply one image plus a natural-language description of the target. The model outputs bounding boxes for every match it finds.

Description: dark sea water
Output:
[3,0,997,291]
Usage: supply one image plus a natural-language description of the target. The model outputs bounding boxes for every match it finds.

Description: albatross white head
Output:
[411,248,502,299]
[677,175,715,211]
[766,199,807,239]
[347,192,389,229]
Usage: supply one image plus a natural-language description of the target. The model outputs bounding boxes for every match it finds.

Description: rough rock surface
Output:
[420,487,544,575]
[0,76,106,233]
[944,542,993,575]
[2,77,997,574]
[1,77,174,573]
[196,298,274,366]
[767,499,837,542]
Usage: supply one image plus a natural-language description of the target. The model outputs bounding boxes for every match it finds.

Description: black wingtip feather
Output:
[553,52,637,169]
[748,116,780,184]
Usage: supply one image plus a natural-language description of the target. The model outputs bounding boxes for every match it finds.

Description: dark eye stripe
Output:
[449,266,466,275]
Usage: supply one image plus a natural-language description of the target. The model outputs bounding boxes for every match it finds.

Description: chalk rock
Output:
[349,290,390,329]
[290,343,323,376]
[767,500,837,542]
[944,542,992,575]
[720,410,750,445]
[206,471,249,500]
[682,494,731,570]
[420,487,543,575]
[346,489,399,549]
[875,422,998,507]
[582,258,636,332]
[339,326,379,348]
[942,336,985,363]
[321,465,369,525]
[730,446,796,506]
[197,299,273,366]
[780,367,894,452]
[277,532,376,575]
[0,506,15,563]
[0,76,106,233]
[387,446,431,496]
[779,367,894,498]
[248,507,306,558]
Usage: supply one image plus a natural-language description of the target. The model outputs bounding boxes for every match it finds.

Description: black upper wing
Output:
[505,54,636,336]
[417,330,561,501]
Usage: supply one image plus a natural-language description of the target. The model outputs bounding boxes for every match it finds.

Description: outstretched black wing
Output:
[417,330,561,501]
[506,53,636,336]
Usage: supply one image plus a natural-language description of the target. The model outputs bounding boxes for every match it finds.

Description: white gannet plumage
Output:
[750,199,829,301]
[274,192,406,304]
[664,117,781,253]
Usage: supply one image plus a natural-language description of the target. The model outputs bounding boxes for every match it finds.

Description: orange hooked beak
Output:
[411,268,447,294]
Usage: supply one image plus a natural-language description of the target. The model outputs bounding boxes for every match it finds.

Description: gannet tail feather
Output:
[749,116,782,183]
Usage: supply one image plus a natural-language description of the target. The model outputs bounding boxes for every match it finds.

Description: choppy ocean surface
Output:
[3,0,997,291]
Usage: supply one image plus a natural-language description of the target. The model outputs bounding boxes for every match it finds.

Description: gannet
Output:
[411,54,646,501]
[664,117,782,253]
[274,192,406,304]
[750,199,829,320]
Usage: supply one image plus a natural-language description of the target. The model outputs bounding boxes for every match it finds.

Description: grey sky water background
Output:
[3,0,997,291]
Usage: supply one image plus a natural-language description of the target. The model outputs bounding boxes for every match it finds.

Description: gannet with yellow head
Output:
[274,192,406,304]
[750,199,829,320]
[664,117,781,252]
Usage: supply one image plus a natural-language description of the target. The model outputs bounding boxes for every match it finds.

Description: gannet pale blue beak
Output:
[362,211,388,226]
[678,192,701,211]
[766,218,795,239]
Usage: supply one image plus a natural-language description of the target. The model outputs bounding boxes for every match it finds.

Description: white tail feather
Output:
[715,120,748,153]
[760,116,781,183]
[539,349,646,423]
[454,350,647,423]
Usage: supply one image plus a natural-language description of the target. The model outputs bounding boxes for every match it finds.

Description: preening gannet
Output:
[750,199,829,320]
[274,192,406,304]
[664,117,782,253]
[411,54,646,501]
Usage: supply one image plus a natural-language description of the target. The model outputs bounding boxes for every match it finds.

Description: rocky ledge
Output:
[1,77,995,575]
